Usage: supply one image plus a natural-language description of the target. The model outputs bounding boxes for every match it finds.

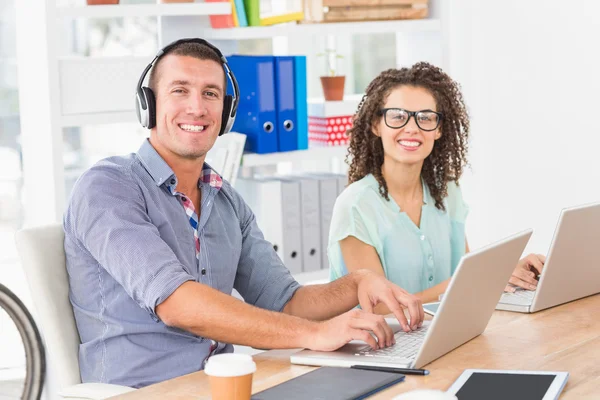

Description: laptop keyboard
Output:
[499,289,535,305]
[354,325,429,360]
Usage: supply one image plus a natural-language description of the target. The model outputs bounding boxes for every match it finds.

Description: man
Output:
[64,39,424,389]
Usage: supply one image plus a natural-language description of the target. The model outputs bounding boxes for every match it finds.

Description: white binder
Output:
[236,177,303,275]
[306,173,340,270]
[289,176,322,272]
[274,177,303,275]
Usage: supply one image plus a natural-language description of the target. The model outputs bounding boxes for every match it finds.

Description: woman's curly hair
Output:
[346,62,470,211]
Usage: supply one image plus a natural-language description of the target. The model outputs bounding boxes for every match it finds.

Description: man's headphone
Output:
[135,38,239,136]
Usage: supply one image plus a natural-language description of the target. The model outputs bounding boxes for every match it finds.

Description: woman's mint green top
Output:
[328,174,469,294]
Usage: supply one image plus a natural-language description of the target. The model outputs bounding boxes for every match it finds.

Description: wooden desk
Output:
[111,295,600,399]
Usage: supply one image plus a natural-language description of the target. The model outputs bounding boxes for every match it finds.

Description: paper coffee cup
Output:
[204,353,256,400]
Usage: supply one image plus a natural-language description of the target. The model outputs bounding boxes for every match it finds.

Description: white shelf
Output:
[199,19,441,40]
[292,269,329,286]
[61,110,137,127]
[56,2,231,18]
[241,145,348,168]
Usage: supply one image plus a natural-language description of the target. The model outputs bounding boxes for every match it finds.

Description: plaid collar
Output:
[200,166,223,190]
[137,139,223,191]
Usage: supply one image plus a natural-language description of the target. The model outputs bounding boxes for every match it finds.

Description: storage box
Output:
[308,97,361,147]
[303,0,428,23]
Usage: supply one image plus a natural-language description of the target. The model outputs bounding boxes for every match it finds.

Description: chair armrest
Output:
[59,382,136,399]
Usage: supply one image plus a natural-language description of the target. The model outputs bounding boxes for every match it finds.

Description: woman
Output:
[328,62,544,308]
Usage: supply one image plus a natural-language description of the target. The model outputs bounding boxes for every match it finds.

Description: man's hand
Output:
[310,309,395,352]
[505,253,546,292]
[355,270,423,332]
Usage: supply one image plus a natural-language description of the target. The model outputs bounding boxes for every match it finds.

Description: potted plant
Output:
[318,49,345,101]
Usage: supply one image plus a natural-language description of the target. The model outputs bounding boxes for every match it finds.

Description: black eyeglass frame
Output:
[379,108,443,132]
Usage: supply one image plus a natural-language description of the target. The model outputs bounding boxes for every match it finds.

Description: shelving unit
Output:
[56,2,231,18]
[10,2,452,388]
[61,110,136,127]
[197,18,441,40]
[16,0,450,225]
[242,145,348,168]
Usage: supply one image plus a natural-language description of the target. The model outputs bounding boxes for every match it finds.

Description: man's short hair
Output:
[148,41,226,92]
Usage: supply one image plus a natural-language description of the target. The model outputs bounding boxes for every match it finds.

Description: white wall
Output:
[448,0,600,255]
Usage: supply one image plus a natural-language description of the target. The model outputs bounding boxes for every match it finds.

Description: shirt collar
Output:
[367,173,429,212]
[136,139,223,191]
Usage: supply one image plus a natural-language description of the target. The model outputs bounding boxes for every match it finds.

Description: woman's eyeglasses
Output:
[379,108,443,131]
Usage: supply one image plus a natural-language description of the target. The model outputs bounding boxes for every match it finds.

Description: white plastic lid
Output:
[204,353,256,377]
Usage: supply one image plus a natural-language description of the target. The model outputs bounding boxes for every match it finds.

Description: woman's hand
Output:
[505,253,546,292]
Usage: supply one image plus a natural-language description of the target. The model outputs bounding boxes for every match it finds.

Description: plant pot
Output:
[86,0,119,4]
[320,76,345,101]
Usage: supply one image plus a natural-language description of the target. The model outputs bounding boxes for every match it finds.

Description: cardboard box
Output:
[303,0,428,23]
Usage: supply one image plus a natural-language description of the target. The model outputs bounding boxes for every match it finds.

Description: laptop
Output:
[497,202,600,313]
[291,229,532,369]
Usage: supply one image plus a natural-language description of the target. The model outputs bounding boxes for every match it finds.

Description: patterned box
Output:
[308,97,361,147]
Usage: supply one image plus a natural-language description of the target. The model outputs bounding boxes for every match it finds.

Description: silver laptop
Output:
[291,229,532,369]
[497,202,600,313]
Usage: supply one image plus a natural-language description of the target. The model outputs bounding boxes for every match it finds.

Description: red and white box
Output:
[308,97,361,147]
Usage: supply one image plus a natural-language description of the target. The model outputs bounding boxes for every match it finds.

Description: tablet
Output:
[447,369,569,400]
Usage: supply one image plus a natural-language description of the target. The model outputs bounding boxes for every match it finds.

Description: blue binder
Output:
[274,56,298,152]
[293,56,308,150]
[228,55,278,154]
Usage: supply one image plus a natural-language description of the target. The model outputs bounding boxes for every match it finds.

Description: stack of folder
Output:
[236,173,347,274]
[227,55,308,154]
[204,132,246,187]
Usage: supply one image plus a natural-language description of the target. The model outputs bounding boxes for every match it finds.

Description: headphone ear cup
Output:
[135,89,145,127]
[143,87,157,130]
[220,95,233,136]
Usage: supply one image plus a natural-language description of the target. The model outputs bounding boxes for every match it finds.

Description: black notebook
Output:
[251,366,405,400]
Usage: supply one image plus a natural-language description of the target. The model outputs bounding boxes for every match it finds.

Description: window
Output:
[351,33,396,93]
